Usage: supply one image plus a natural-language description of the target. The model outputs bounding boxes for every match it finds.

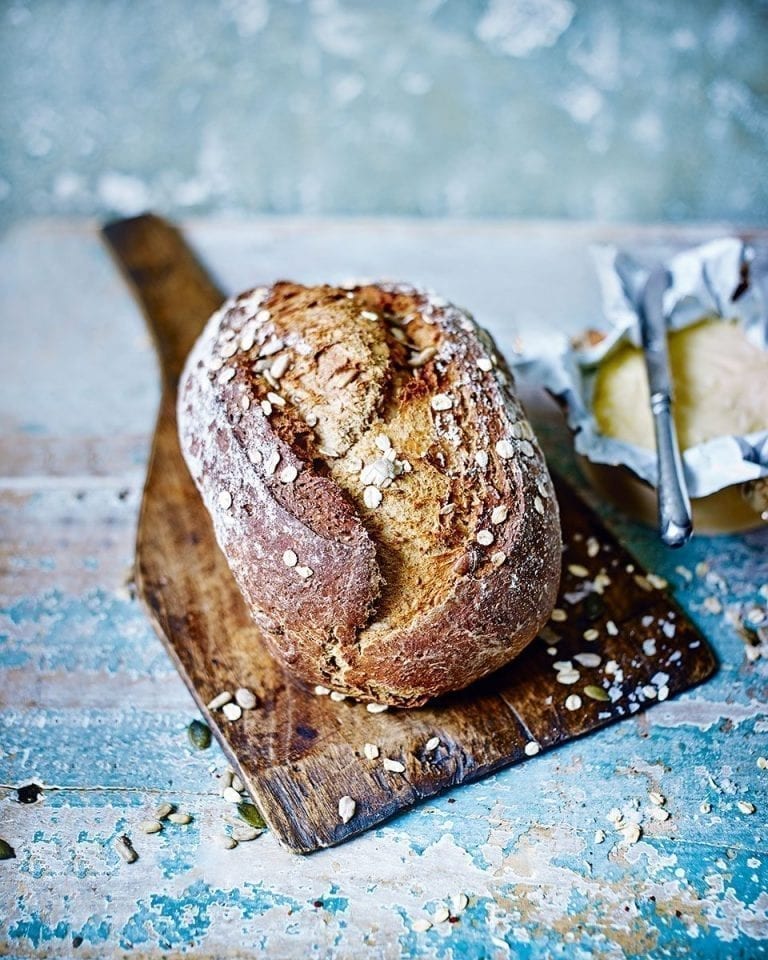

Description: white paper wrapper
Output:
[514,238,768,499]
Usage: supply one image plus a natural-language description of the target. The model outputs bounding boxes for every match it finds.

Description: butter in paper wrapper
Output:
[514,238,768,499]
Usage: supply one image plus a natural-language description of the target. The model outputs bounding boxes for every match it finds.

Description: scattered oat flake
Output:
[222,702,242,721]
[338,795,356,823]
[584,685,609,702]
[475,450,489,469]
[431,394,453,412]
[260,399,273,415]
[383,758,406,773]
[364,485,383,509]
[565,694,582,711]
[737,800,756,815]
[568,564,589,578]
[363,743,379,760]
[574,652,601,667]
[283,549,298,568]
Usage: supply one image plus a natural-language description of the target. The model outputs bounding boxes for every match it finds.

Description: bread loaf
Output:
[178,282,561,707]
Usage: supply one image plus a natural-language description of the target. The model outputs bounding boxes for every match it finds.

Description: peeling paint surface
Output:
[1,221,767,958]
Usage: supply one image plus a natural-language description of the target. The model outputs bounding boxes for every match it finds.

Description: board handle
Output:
[102,213,224,389]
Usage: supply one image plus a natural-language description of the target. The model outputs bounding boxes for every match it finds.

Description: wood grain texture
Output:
[102,214,717,854]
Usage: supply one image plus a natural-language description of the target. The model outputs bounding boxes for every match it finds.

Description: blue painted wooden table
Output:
[1,219,766,958]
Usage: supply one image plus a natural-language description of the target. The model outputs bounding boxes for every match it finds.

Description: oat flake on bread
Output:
[178,281,561,707]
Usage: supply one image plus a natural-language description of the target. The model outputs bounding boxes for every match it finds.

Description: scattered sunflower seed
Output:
[584,685,610,702]
[222,702,242,722]
[491,505,508,525]
[366,703,389,713]
[582,629,600,642]
[235,688,257,710]
[568,564,589,578]
[114,835,137,863]
[314,685,331,696]
[412,918,432,932]
[338,796,357,824]
[168,812,192,825]
[524,741,540,757]
[231,774,245,793]
[154,802,175,821]
[737,800,756,815]
[649,791,665,807]
[383,758,406,773]
[360,310,378,321]
[237,802,267,829]
[476,529,494,546]
[0,838,15,859]
[425,737,440,752]
[490,551,506,567]
[550,608,567,622]
[215,833,238,850]
[279,465,298,484]
[565,694,582,711]
[433,906,451,924]
[534,496,545,515]
[699,800,712,814]
[188,719,212,750]
[232,826,262,842]
[207,691,232,711]
[605,620,618,637]
[556,670,581,685]
[703,596,723,614]
[363,743,380,760]
[646,573,668,590]
[330,691,347,702]
[139,819,163,834]
[223,787,242,804]
[295,565,314,579]
[594,829,606,844]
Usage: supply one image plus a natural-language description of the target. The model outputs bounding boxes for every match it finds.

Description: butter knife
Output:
[639,265,693,548]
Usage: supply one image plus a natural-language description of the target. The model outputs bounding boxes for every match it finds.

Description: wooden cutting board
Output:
[102,213,717,854]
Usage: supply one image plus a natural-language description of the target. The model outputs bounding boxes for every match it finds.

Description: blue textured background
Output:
[2,0,768,225]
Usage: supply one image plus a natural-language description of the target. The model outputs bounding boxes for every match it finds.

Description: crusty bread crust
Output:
[178,282,561,706]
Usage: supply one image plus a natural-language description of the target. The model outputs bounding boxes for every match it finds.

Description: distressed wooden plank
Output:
[102,215,716,854]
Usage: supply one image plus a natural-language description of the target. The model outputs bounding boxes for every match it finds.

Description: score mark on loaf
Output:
[177,281,561,706]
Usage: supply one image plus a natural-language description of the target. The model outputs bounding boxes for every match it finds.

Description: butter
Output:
[593,319,768,451]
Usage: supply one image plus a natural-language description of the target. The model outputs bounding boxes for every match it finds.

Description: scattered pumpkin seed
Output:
[168,812,192,825]
[584,685,610,702]
[0,838,16,860]
[188,719,212,750]
[139,819,163,834]
[237,802,267,829]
